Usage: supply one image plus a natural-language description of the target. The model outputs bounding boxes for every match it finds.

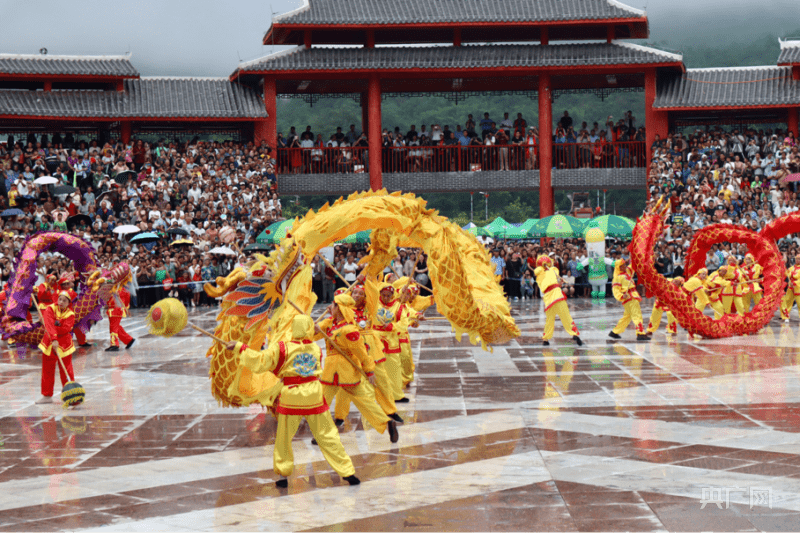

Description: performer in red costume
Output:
[36,274,59,307]
[36,291,77,404]
[59,274,91,347]
[106,286,135,352]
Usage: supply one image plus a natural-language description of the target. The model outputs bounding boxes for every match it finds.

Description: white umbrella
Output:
[113,225,141,235]
[209,246,236,256]
[34,176,59,185]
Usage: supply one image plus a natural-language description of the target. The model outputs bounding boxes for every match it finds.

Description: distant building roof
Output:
[653,66,800,109]
[0,53,138,77]
[272,0,645,25]
[235,42,681,76]
[777,39,800,65]
[0,78,268,119]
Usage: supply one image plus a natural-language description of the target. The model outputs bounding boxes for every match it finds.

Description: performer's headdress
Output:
[536,255,552,268]
[333,293,356,324]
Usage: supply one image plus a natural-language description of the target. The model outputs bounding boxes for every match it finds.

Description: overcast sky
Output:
[2,0,799,76]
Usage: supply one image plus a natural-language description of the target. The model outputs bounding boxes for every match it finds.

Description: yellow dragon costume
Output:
[204,190,520,409]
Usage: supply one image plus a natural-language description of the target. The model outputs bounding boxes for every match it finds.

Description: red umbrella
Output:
[779,173,800,185]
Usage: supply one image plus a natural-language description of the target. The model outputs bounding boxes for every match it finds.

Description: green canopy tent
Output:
[336,230,372,244]
[583,215,636,239]
[492,225,528,240]
[465,226,493,237]
[526,215,586,239]
[520,219,540,233]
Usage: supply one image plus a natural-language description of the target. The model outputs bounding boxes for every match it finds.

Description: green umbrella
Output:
[493,225,528,240]
[526,215,586,239]
[244,243,272,252]
[583,215,636,239]
[336,230,372,244]
[484,217,510,233]
[520,219,540,232]
[465,226,492,237]
[256,220,293,244]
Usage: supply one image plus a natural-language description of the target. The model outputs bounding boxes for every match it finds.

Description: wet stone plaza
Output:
[2,299,800,532]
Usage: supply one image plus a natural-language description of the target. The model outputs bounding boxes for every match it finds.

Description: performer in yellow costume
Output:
[533,255,582,346]
[781,255,800,321]
[333,282,403,426]
[684,268,717,316]
[373,283,409,402]
[741,253,763,311]
[233,315,360,488]
[393,278,433,387]
[721,256,746,316]
[647,277,684,335]
[608,259,648,341]
[316,293,399,443]
[705,266,731,320]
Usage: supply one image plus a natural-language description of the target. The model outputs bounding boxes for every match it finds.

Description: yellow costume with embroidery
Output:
[317,295,389,434]
[721,259,746,316]
[373,284,409,401]
[611,261,645,336]
[781,264,800,320]
[236,316,355,479]
[705,268,731,320]
[533,256,580,342]
[742,254,763,311]
[647,278,683,335]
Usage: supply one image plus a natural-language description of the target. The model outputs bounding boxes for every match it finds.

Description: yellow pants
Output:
[543,300,579,341]
[742,291,762,311]
[384,349,405,401]
[647,306,677,334]
[334,361,397,419]
[696,298,725,320]
[399,340,414,387]
[782,289,800,319]
[722,295,745,316]
[323,382,388,434]
[612,300,645,335]
[274,412,355,478]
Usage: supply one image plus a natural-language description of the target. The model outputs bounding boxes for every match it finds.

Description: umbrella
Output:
[167,228,189,236]
[34,176,59,185]
[0,209,25,217]
[95,189,119,206]
[129,232,161,245]
[244,243,272,252]
[520,219,540,232]
[52,185,77,196]
[583,215,636,239]
[66,214,92,229]
[493,226,528,239]
[113,170,137,185]
[209,246,236,256]
[337,230,372,244]
[113,225,141,235]
[256,220,293,244]
[483,217,511,235]
[526,215,586,239]
[779,173,800,185]
[170,239,194,248]
[465,226,492,237]
[462,222,477,230]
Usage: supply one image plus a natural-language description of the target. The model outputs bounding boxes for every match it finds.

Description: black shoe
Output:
[105,346,120,352]
[608,332,621,339]
[574,336,583,346]
[334,418,344,427]
[126,339,136,349]
[396,397,410,403]
[542,340,550,346]
[388,420,399,443]
[637,334,650,342]
[275,478,288,488]
[344,475,360,486]
[389,412,404,424]
[310,438,318,446]
[78,343,92,348]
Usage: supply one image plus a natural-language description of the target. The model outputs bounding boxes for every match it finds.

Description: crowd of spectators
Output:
[275,109,646,175]
[0,133,285,309]
[647,126,800,275]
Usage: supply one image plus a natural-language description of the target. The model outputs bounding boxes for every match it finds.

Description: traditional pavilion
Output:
[2,0,800,217]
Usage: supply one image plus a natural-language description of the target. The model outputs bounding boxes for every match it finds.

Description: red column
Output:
[453,28,462,47]
[43,80,52,92]
[607,25,615,43]
[259,77,278,152]
[304,30,312,49]
[540,27,549,45]
[120,121,131,144]
[366,29,375,48]
[789,107,799,138]
[367,76,383,191]
[538,74,553,217]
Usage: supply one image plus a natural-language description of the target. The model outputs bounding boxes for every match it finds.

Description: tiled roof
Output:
[653,66,800,109]
[777,40,800,65]
[272,0,645,25]
[0,53,138,77]
[236,42,681,74]
[0,78,268,118]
